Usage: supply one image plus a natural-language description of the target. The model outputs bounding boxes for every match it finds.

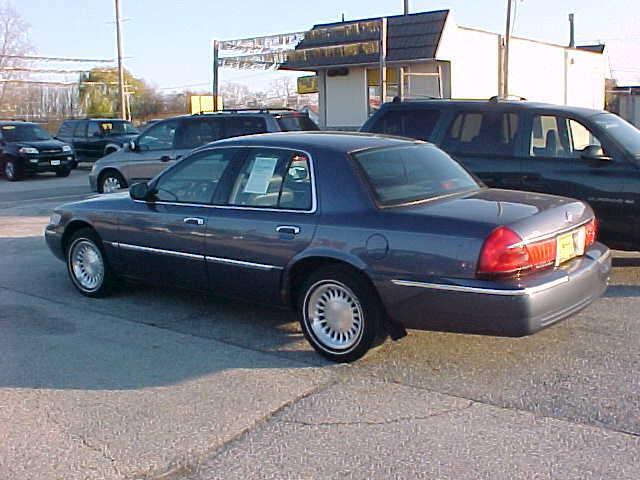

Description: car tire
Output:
[99,170,126,193]
[69,160,78,169]
[298,265,384,362]
[4,159,21,181]
[66,228,114,298]
[56,167,71,177]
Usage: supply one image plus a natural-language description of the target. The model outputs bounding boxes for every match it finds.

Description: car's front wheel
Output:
[56,167,71,177]
[66,228,114,297]
[99,171,126,193]
[298,266,383,362]
[4,159,21,181]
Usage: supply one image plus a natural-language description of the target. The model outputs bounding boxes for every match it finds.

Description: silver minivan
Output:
[89,110,319,193]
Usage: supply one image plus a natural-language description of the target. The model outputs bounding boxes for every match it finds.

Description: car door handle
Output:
[183,217,204,225]
[276,225,300,235]
[160,155,173,162]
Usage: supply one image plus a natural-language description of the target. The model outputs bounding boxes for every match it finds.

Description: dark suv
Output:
[56,118,139,164]
[362,99,640,250]
[1,121,75,181]
[89,109,319,193]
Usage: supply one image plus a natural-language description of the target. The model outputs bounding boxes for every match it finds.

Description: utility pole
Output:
[503,0,513,98]
[379,18,388,105]
[404,0,409,15]
[212,40,219,111]
[114,0,126,120]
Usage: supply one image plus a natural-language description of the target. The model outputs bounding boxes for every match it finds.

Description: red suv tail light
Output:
[477,226,557,278]
[585,218,597,248]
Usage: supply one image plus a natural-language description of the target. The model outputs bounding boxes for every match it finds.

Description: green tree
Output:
[79,67,160,119]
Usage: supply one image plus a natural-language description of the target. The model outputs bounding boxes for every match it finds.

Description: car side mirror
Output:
[129,182,153,201]
[129,139,138,151]
[581,145,611,161]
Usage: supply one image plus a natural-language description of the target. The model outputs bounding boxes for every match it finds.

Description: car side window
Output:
[72,121,86,138]
[153,148,236,204]
[137,119,178,151]
[228,149,312,210]
[87,122,101,138]
[175,118,225,149]
[225,116,267,138]
[443,111,519,156]
[57,121,74,138]
[370,109,440,141]
[530,115,603,159]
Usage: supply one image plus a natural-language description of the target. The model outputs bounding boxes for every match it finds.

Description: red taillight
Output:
[478,226,557,278]
[585,218,597,248]
[477,226,530,277]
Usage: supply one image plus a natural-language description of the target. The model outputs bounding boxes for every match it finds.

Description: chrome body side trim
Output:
[115,242,282,270]
[118,242,204,260]
[205,255,282,271]
[391,276,570,296]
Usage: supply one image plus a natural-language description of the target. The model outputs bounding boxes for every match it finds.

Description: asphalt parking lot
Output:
[1,169,640,480]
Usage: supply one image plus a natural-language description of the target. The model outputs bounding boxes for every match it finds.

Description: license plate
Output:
[50,160,61,166]
[556,227,586,266]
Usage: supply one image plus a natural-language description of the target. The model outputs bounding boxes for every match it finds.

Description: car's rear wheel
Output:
[4,159,21,181]
[66,228,114,297]
[298,266,383,362]
[99,171,126,193]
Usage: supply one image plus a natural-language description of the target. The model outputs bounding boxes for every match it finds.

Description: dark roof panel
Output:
[282,10,449,69]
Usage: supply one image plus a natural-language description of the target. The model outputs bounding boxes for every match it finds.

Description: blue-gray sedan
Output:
[45,132,611,362]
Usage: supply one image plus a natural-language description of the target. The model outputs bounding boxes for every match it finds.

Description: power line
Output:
[0,54,114,63]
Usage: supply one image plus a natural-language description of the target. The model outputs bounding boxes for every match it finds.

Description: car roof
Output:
[208,131,422,153]
[0,121,39,127]
[383,99,608,118]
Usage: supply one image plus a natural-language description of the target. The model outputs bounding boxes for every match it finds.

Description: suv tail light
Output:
[477,226,557,278]
[585,218,597,247]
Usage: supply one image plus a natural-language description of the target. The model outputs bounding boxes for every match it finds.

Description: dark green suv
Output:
[362,99,640,250]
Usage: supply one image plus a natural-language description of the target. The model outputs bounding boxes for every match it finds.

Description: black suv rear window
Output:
[276,115,319,132]
[443,111,519,156]
[370,109,440,141]
[353,144,479,206]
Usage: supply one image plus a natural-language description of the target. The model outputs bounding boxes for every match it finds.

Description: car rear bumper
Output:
[378,242,611,337]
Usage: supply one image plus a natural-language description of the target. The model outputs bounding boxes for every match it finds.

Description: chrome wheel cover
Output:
[5,161,14,179]
[102,176,122,193]
[69,239,104,292]
[306,281,364,351]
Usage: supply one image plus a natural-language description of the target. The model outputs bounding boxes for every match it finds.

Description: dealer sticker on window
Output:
[244,156,278,194]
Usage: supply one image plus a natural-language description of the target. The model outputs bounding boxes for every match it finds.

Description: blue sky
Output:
[14,0,640,91]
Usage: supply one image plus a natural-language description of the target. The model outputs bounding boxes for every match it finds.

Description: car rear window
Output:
[353,144,480,206]
[276,115,319,131]
[369,109,440,141]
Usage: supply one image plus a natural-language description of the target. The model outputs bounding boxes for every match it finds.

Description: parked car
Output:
[56,118,139,165]
[88,109,320,194]
[361,99,640,250]
[1,121,75,181]
[46,132,610,362]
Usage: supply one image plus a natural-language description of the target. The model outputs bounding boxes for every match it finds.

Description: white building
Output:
[281,10,608,129]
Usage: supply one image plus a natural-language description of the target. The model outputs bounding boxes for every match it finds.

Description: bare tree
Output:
[0,1,34,115]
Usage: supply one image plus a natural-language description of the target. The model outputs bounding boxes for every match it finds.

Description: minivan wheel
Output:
[298,266,384,362]
[4,159,20,181]
[99,171,126,193]
[66,228,114,297]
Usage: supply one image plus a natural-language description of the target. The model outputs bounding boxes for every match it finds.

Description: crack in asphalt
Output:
[43,407,121,477]
[277,401,475,428]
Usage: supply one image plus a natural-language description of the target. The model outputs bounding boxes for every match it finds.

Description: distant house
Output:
[281,10,608,129]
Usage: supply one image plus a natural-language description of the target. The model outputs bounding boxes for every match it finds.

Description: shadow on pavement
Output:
[0,236,329,391]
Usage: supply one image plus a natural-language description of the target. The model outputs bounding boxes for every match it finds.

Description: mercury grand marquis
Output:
[46,132,611,362]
